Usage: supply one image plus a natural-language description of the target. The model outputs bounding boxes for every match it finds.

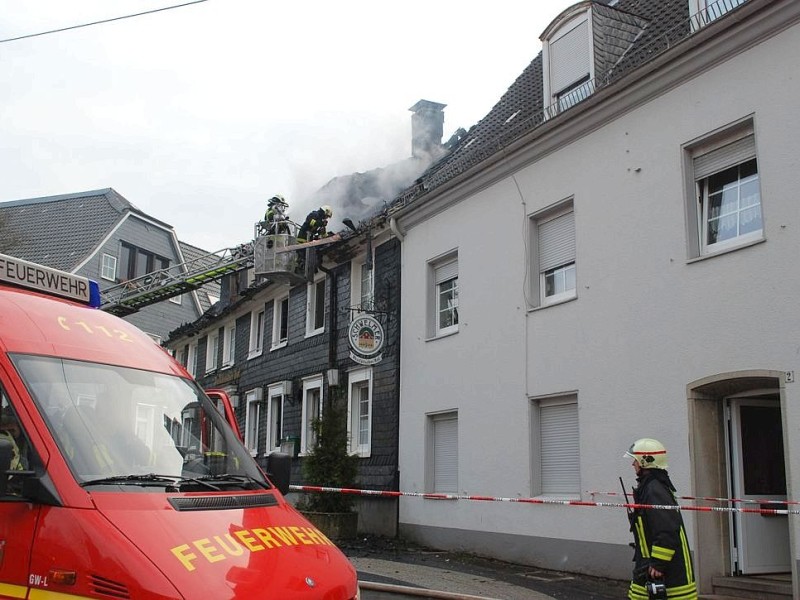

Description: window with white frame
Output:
[685,121,762,257]
[134,403,156,449]
[244,388,262,456]
[428,253,458,337]
[306,278,326,337]
[531,202,576,307]
[205,330,219,374]
[271,294,289,349]
[266,382,288,454]
[531,394,579,496]
[348,368,372,456]
[186,342,197,378]
[248,308,265,358]
[300,376,323,454]
[351,256,375,311]
[101,253,117,281]
[689,0,747,31]
[427,411,458,493]
[543,12,593,113]
[222,323,236,368]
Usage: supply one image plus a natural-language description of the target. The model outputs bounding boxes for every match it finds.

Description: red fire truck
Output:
[0,253,359,599]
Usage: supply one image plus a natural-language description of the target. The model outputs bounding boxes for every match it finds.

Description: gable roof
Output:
[0,188,163,271]
[389,0,700,212]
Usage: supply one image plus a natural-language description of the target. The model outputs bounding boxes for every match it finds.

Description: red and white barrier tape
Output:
[288,485,799,515]
[587,490,799,506]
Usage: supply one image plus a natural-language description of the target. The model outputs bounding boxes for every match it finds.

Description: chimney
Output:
[409,100,446,159]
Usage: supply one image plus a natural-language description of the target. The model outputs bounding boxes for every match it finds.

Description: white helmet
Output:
[269,194,288,207]
[624,438,668,470]
[321,205,333,218]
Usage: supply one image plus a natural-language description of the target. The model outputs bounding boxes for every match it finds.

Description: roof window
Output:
[542,8,594,116]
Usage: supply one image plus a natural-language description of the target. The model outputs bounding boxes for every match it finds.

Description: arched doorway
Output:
[688,371,790,588]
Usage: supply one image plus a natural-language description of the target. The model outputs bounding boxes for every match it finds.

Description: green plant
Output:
[300,387,359,513]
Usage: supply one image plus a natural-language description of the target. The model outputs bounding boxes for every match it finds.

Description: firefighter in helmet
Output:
[261,194,290,236]
[624,438,697,600]
[0,410,27,471]
[297,205,333,243]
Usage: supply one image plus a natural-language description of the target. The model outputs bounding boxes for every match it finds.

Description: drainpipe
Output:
[317,265,337,371]
[389,217,404,242]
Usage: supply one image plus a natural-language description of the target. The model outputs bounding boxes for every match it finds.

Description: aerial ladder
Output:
[100,221,340,316]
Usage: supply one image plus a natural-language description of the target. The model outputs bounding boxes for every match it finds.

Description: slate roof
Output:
[0,188,135,271]
[0,187,178,272]
[178,240,222,313]
[388,0,708,212]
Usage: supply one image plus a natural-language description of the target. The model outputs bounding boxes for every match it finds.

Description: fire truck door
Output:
[0,381,39,598]
[0,501,39,597]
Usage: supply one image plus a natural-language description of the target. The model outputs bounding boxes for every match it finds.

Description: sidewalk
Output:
[350,555,555,600]
[340,536,631,600]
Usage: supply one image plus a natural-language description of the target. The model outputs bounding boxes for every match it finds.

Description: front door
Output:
[727,396,790,574]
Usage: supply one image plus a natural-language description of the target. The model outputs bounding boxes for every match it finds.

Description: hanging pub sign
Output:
[348,314,385,365]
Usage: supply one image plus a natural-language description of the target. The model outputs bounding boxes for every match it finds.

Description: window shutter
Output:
[550,19,590,93]
[541,401,579,494]
[433,416,458,492]
[435,259,458,284]
[538,211,575,273]
[694,134,755,180]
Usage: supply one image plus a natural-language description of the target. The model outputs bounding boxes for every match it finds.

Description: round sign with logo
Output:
[348,315,385,363]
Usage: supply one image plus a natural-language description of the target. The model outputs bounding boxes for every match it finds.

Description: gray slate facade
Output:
[0,188,214,341]
[168,230,401,535]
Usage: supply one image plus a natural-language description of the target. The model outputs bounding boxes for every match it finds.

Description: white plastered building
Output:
[391,0,800,595]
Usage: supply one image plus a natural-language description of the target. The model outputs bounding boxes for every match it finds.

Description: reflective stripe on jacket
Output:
[627,469,697,600]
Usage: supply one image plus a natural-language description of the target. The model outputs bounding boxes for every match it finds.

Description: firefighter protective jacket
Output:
[627,469,697,600]
[297,208,329,242]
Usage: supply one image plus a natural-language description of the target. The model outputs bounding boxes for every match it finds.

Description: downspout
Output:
[389,216,405,242]
[318,265,337,370]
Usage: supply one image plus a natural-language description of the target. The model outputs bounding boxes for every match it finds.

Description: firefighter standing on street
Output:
[624,438,697,600]
[297,205,332,243]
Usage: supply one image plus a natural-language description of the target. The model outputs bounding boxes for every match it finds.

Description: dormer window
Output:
[542,9,593,115]
[689,0,747,31]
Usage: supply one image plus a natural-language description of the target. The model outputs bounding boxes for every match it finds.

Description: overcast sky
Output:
[1,0,574,251]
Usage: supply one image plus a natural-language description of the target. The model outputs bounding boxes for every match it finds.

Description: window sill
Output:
[304,329,324,339]
[205,368,217,375]
[221,363,233,370]
[528,295,577,313]
[688,236,765,264]
[425,328,459,343]
[270,341,288,352]
[247,350,263,360]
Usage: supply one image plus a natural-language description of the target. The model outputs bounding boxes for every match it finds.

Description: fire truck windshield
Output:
[10,354,267,490]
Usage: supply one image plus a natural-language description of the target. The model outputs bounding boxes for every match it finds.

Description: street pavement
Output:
[351,556,554,599]
[340,536,631,600]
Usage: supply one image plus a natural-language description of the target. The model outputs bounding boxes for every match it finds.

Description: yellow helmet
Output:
[624,438,668,470]
[321,205,333,218]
